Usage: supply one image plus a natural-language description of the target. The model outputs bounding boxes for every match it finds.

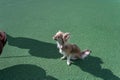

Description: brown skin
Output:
[0,31,7,55]
[0,40,3,54]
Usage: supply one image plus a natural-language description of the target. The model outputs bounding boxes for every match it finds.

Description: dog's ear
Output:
[63,33,70,41]
[58,30,61,32]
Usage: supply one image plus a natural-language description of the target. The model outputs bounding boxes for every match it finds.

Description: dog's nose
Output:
[54,38,57,40]
[53,36,57,40]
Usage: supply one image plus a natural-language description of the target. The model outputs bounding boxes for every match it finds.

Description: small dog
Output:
[53,30,70,59]
[53,30,91,65]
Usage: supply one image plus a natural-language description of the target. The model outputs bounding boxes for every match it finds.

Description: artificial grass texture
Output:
[0,0,120,80]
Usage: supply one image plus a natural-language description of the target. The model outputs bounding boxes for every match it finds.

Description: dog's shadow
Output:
[0,64,58,80]
[7,34,60,59]
[74,56,120,80]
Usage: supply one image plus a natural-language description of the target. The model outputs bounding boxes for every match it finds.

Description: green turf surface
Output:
[0,0,120,80]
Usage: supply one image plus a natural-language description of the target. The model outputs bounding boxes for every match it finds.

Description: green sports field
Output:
[0,0,120,80]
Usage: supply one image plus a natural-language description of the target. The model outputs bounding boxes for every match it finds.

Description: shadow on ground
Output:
[0,64,58,80]
[74,55,120,80]
[7,34,60,59]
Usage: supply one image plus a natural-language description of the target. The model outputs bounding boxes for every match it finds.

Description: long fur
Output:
[53,30,91,65]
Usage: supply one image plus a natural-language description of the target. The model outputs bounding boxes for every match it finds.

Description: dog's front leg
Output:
[67,54,72,66]
[59,48,63,54]
[60,51,66,60]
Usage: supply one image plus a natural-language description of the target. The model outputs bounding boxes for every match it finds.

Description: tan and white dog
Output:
[53,30,91,65]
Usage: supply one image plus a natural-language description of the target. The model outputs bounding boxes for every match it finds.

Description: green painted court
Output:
[0,0,120,80]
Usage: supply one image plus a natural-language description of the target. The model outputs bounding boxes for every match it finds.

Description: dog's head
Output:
[53,30,70,44]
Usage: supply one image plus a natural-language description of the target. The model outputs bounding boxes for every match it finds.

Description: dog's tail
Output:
[80,49,91,59]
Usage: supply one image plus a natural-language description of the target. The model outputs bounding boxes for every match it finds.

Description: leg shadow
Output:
[74,56,120,80]
[0,64,58,80]
[7,34,60,59]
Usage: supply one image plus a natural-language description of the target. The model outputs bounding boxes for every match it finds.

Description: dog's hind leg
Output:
[67,54,72,65]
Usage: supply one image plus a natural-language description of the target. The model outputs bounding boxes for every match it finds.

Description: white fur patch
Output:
[56,42,61,48]
[81,51,90,59]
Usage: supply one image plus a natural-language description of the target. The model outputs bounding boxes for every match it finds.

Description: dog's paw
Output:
[67,61,73,66]
[67,61,71,66]
[60,56,66,60]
